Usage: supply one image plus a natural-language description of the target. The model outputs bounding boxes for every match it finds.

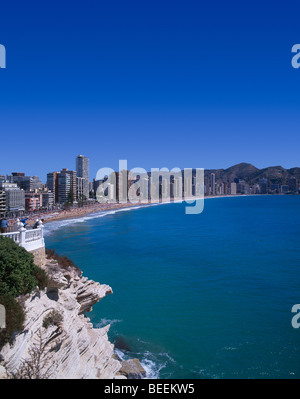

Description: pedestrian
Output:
[32,219,39,229]
[21,217,28,228]
[33,218,44,229]
[0,218,8,234]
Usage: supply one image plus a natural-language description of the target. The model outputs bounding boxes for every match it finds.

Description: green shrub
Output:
[33,266,48,291]
[0,294,25,347]
[0,237,47,297]
[42,310,63,329]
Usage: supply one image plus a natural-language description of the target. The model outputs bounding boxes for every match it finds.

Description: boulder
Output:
[118,359,146,379]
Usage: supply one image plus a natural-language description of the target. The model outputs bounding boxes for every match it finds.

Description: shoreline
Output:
[41,202,146,225]
[7,193,283,229]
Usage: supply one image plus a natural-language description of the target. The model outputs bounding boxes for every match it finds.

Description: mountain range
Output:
[204,163,300,185]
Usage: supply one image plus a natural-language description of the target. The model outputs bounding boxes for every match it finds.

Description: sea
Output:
[44,195,300,379]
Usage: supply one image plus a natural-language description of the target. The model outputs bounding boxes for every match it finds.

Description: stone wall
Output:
[29,246,46,267]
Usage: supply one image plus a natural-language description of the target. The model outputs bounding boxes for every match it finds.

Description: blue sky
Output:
[0,0,300,182]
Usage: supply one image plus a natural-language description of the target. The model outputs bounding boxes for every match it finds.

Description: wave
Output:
[43,205,152,236]
[43,199,205,237]
[94,318,123,329]
[140,351,174,379]
[114,347,176,379]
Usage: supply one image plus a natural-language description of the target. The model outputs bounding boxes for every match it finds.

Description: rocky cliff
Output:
[0,256,125,379]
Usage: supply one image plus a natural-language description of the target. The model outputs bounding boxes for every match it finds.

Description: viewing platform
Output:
[0,220,46,266]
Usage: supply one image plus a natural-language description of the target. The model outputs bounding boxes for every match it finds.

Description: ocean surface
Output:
[44,195,300,379]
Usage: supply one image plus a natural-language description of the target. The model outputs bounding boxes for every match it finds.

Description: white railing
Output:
[25,229,42,243]
[1,222,44,251]
[2,231,20,244]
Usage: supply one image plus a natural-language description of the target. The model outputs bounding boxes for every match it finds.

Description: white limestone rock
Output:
[0,258,122,379]
[0,365,7,379]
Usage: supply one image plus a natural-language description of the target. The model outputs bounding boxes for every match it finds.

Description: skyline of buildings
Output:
[0,156,299,217]
[46,155,91,207]
[0,155,90,217]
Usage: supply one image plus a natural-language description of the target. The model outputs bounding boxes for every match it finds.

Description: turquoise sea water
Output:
[44,196,300,379]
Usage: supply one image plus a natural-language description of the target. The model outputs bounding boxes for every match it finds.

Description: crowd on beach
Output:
[0,201,145,233]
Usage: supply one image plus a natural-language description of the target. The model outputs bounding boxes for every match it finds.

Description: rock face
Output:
[0,365,7,379]
[0,258,122,379]
[117,359,147,379]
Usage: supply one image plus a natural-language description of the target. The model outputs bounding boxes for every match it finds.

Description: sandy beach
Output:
[23,202,148,226]
[39,195,246,224]
[6,194,250,229]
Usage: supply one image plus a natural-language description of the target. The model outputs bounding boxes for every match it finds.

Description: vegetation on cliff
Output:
[0,237,48,346]
[0,294,24,347]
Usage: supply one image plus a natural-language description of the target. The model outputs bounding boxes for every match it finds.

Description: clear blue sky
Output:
[0,0,300,182]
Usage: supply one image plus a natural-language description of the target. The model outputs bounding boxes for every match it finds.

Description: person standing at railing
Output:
[21,217,28,228]
[32,219,39,229]
[0,218,8,234]
[32,218,45,229]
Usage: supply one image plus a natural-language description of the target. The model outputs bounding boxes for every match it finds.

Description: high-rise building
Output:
[61,169,77,202]
[219,182,224,195]
[288,177,297,192]
[237,179,245,193]
[8,173,33,192]
[76,177,85,202]
[259,178,268,194]
[58,173,71,204]
[230,182,237,195]
[76,155,89,200]
[92,178,100,197]
[47,172,60,203]
[210,173,216,195]
[204,176,210,196]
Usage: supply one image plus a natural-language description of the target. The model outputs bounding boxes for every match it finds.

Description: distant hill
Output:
[205,163,299,185]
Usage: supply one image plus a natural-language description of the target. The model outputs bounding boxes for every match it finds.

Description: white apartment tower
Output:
[76,155,89,200]
[0,182,25,212]
[230,182,237,195]
[210,173,216,195]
